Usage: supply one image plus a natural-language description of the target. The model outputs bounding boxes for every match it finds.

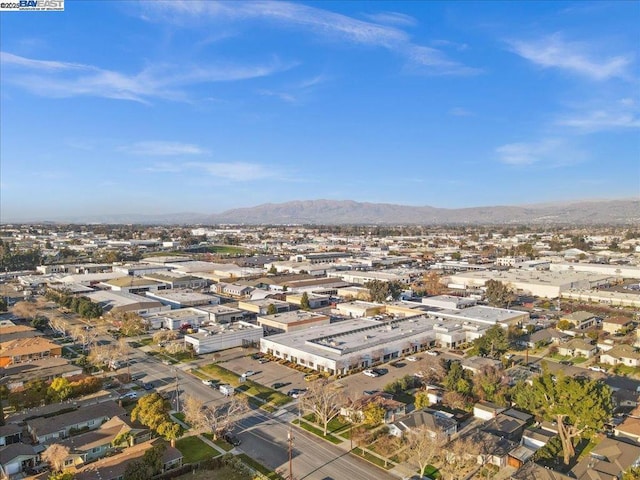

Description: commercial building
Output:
[257,310,330,333]
[561,289,640,308]
[421,295,477,310]
[237,299,292,315]
[184,322,264,354]
[427,306,529,328]
[260,314,499,376]
[84,291,169,315]
[142,271,208,290]
[193,305,246,324]
[142,308,209,330]
[448,270,613,298]
[145,290,220,309]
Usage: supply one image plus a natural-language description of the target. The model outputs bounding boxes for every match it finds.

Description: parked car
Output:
[371,368,386,376]
[119,391,138,400]
[143,382,153,391]
[219,384,235,396]
[304,374,321,382]
[223,432,241,446]
[589,366,606,373]
[363,369,379,378]
[287,388,306,398]
[406,356,418,362]
[202,379,215,386]
[426,350,439,356]
[272,382,286,389]
[242,370,256,377]
[258,358,270,364]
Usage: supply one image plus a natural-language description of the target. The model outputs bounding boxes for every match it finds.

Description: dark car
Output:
[143,382,153,390]
[272,382,286,389]
[223,432,241,446]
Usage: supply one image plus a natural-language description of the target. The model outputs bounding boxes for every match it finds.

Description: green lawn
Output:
[292,419,343,444]
[423,465,441,479]
[175,436,220,464]
[172,412,190,428]
[237,453,284,480]
[202,433,235,452]
[350,448,395,470]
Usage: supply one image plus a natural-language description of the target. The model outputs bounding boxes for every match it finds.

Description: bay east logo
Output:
[0,0,64,11]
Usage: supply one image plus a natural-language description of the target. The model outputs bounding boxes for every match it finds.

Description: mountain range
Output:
[16,198,639,225]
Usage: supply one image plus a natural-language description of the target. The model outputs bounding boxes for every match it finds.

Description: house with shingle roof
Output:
[388,408,457,439]
[340,392,406,424]
[600,343,640,368]
[557,337,597,359]
[0,337,62,367]
[27,401,126,444]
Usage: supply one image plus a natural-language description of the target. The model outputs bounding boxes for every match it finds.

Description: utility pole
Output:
[174,369,180,413]
[287,429,294,480]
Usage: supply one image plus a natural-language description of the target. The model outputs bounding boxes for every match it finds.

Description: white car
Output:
[202,379,215,386]
[363,369,379,378]
[426,351,439,357]
[406,356,419,362]
[242,370,256,377]
[589,366,606,373]
[119,391,138,400]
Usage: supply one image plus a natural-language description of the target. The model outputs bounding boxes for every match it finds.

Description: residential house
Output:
[521,427,555,451]
[473,401,506,421]
[570,437,640,480]
[524,328,568,348]
[559,311,598,331]
[58,416,151,468]
[467,430,519,468]
[0,444,38,479]
[614,415,640,443]
[0,337,63,367]
[600,344,640,368]
[0,425,21,447]
[481,410,532,442]
[556,337,597,359]
[74,439,182,480]
[27,401,126,444]
[603,316,634,335]
[340,392,406,424]
[0,325,43,343]
[511,461,573,480]
[2,358,82,392]
[388,408,457,439]
[461,356,502,375]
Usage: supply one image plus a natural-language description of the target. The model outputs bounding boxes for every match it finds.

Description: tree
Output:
[365,280,403,303]
[443,362,472,396]
[556,319,575,331]
[472,324,509,359]
[473,365,508,405]
[300,292,311,311]
[362,400,385,426]
[511,372,612,465]
[622,466,640,480]
[419,356,448,384]
[48,471,75,480]
[414,391,430,410]
[402,426,446,477]
[131,393,183,440]
[42,444,70,472]
[438,436,478,480]
[484,280,515,308]
[300,379,345,436]
[111,311,148,337]
[422,271,445,296]
[47,377,72,402]
[266,303,277,315]
[183,394,248,439]
[0,298,7,312]
[12,300,37,319]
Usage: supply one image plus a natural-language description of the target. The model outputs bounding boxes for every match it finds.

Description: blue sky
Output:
[1,1,639,221]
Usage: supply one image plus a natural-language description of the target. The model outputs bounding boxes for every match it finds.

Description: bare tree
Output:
[439,436,479,480]
[49,315,70,336]
[401,426,446,477]
[12,301,37,319]
[42,443,70,472]
[299,379,345,436]
[420,355,447,384]
[152,330,178,344]
[182,394,249,439]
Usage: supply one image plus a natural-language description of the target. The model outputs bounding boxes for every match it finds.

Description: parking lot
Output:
[196,347,443,400]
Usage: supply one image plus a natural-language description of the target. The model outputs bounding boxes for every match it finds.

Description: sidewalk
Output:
[197,432,232,456]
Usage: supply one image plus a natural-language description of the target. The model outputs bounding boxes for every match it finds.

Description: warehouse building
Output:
[184,322,263,354]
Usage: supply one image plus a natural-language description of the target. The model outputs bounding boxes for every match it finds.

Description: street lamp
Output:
[287,429,294,480]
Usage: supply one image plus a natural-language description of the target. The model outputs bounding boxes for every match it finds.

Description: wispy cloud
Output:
[257,74,329,104]
[0,51,289,103]
[187,162,279,181]
[120,141,208,156]
[141,1,478,76]
[496,138,585,167]
[507,33,632,81]
[362,11,417,27]
[556,99,640,132]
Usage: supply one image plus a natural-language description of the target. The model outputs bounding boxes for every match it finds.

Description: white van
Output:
[219,384,235,396]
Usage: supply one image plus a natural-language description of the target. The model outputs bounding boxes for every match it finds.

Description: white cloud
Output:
[556,99,640,132]
[1,51,289,103]
[496,138,584,167]
[362,11,418,27]
[142,1,477,75]
[507,33,632,80]
[187,162,278,181]
[121,141,208,156]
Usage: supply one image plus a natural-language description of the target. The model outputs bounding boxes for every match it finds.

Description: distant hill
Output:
[8,198,638,225]
[206,198,640,225]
